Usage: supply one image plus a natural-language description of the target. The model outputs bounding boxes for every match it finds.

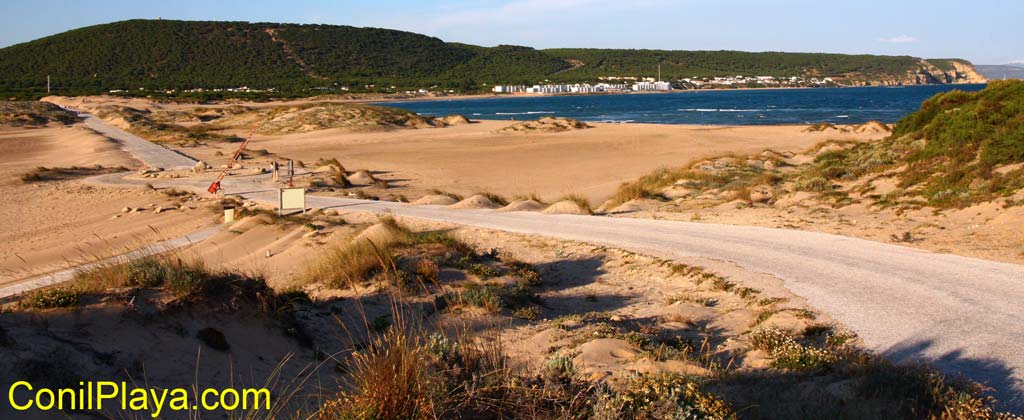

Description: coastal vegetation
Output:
[0,19,981,99]
[0,101,78,125]
[609,80,1024,210]
[89,101,465,145]
[803,79,1024,208]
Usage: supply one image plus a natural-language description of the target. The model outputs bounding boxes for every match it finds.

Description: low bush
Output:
[607,372,734,419]
[18,287,80,309]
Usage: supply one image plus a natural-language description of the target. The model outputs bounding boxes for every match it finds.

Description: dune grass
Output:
[70,254,283,302]
[608,162,787,208]
[475,191,509,206]
[14,250,306,317]
[558,194,594,214]
[512,192,547,204]
[428,189,464,201]
[315,157,347,173]
[20,164,129,182]
[803,80,1024,208]
[0,101,79,126]
[299,217,473,289]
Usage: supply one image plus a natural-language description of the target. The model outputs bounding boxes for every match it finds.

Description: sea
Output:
[380,84,987,125]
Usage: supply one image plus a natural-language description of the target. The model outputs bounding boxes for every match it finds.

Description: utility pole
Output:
[46,75,50,93]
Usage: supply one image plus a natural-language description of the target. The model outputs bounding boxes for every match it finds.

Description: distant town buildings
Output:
[109,86,278,94]
[491,74,836,95]
[103,73,838,98]
[492,81,670,95]
[679,75,834,88]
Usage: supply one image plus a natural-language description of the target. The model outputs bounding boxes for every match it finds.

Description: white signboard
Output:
[278,188,306,215]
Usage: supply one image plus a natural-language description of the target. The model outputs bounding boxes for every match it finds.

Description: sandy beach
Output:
[184,120,882,202]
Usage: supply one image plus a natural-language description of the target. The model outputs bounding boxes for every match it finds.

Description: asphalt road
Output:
[76,114,1024,411]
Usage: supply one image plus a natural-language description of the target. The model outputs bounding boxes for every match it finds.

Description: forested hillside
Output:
[544,49,921,79]
[0,19,983,99]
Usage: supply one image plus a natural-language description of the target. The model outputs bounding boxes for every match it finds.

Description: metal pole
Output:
[287,160,295,187]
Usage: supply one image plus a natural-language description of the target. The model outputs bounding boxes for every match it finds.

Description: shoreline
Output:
[364,82,987,105]
[361,83,986,126]
[45,83,985,122]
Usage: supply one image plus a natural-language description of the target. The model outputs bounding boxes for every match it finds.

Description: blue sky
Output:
[1,0,1020,64]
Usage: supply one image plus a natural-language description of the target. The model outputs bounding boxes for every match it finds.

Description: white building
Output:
[631,81,672,91]
[492,85,528,93]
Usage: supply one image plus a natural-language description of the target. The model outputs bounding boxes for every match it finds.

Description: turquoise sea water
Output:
[381,84,986,125]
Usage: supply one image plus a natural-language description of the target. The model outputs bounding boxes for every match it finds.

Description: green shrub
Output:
[612,372,735,419]
[544,355,575,381]
[124,258,167,287]
[748,326,837,371]
[457,283,502,312]
[512,306,541,321]
[466,263,501,279]
[18,287,79,309]
[794,176,831,192]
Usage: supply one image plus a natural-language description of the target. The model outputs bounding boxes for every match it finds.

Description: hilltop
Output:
[0,19,985,99]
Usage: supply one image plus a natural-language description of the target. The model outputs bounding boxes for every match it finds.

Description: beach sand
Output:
[189,120,881,202]
[0,125,217,284]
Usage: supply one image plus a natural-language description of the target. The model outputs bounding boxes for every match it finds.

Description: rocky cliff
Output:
[841,59,986,86]
[916,59,988,84]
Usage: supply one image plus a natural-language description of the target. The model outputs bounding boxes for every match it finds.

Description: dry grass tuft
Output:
[300,217,473,289]
[512,192,547,204]
[558,194,593,214]
[20,165,128,183]
[428,189,464,201]
[476,192,509,206]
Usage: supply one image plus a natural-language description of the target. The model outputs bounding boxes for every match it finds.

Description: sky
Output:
[0,0,1020,65]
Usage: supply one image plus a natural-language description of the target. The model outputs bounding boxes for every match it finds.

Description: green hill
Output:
[0,19,984,99]
[545,49,920,80]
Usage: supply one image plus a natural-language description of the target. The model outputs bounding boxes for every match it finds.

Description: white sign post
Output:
[278,188,306,216]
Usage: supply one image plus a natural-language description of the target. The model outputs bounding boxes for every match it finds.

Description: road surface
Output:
[79,112,198,170]
[61,114,1024,410]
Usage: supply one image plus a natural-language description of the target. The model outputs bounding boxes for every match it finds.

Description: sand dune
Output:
[448,194,502,209]
[182,120,882,203]
[0,126,216,284]
[498,199,546,212]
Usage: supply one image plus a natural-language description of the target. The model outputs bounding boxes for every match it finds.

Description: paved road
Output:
[79,112,198,170]
[75,116,1024,411]
[267,190,1024,410]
